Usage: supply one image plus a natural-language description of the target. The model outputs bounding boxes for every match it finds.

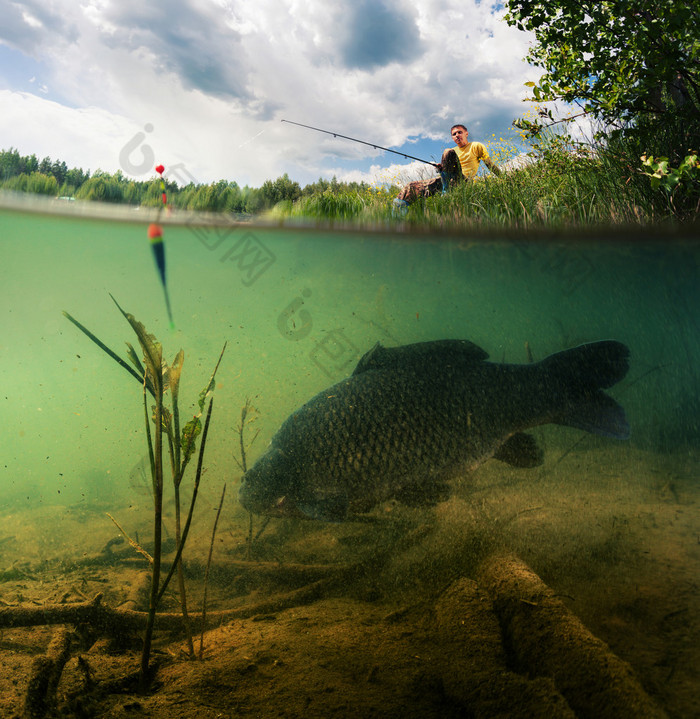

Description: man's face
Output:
[451,126,469,147]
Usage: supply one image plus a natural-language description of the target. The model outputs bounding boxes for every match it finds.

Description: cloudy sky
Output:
[0,0,538,187]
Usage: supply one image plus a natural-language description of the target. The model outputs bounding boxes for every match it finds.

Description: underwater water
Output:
[0,194,699,718]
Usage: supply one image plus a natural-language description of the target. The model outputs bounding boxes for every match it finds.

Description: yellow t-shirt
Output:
[453,142,490,179]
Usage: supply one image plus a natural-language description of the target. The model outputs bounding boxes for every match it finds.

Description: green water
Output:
[1,198,700,716]
[1,204,697,509]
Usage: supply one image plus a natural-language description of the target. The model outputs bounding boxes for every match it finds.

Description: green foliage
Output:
[642,152,699,192]
[180,416,202,464]
[0,148,88,189]
[271,126,700,227]
[641,151,700,218]
[3,171,58,195]
[0,145,383,216]
[293,189,367,219]
[259,173,302,206]
[504,0,700,127]
[64,299,223,680]
[75,174,125,203]
[273,183,397,221]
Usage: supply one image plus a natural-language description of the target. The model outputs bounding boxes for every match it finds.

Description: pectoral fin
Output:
[494,432,544,468]
[297,493,349,522]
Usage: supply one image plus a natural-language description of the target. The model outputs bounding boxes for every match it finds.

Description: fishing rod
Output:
[281,119,439,168]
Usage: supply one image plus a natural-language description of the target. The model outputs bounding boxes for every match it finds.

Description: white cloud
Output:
[0,0,539,186]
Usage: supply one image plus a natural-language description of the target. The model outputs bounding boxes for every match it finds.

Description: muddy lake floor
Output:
[0,442,698,718]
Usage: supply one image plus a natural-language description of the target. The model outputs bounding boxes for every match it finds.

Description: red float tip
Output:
[155,164,165,175]
[148,223,163,239]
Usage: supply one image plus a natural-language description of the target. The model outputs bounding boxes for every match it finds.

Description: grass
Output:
[270,122,699,229]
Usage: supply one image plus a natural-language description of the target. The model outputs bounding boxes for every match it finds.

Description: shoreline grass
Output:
[271,127,698,230]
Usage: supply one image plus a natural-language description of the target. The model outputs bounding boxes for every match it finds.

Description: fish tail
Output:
[541,341,630,439]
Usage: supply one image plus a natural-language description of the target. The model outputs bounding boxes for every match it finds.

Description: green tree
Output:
[4,171,58,195]
[28,172,59,195]
[505,1,699,127]
[24,154,39,175]
[0,148,21,179]
[259,173,302,208]
[75,174,124,203]
[65,167,89,189]
[51,160,68,185]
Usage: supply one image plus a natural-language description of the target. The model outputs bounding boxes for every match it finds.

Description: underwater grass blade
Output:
[239,400,250,473]
[198,342,227,412]
[200,482,226,659]
[125,342,147,382]
[106,512,153,564]
[110,294,163,394]
[234,397,259,556]
[62,310,152,392]
[169,351,192,657]
[170,350,185,471]
[180,416,202,468]
[157,397,214,605]
[140,349,164,688]
[143,372,156,491]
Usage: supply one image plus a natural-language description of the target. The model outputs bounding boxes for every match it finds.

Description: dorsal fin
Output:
[353,340,489,375]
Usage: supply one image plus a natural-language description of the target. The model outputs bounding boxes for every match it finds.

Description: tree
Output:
[51,160,68,186]
[504,0,700,128]
[75,175,124,203]
[65,167,89,189]
[23,154,39,175]
[259,173,302,208]
[0,148,21,179]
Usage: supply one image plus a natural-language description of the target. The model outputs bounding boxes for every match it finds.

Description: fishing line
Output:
[281,119,439,167]
[238,128,266,149]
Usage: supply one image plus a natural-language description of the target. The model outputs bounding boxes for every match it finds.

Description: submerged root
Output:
[23,627,73,719]
[0,570,351,635]
[477,553,668,719]
[434,577,576,718]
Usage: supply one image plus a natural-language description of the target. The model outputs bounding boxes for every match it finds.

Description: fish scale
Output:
[239,339,630,521]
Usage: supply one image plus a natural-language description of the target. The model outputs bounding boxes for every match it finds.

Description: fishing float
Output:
[148,163,175,330]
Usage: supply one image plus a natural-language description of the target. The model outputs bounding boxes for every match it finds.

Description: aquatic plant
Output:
[63,297,225,686]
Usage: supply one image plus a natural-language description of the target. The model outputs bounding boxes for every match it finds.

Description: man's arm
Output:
[483,157,501,176]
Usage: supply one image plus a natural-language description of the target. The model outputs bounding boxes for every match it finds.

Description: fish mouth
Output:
[268,495,308,518]
[242,493,309,519]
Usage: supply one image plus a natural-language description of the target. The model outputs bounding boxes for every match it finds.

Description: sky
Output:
[0,0,539,188]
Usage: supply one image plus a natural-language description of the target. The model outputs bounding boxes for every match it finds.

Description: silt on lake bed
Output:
[239,338,630,521]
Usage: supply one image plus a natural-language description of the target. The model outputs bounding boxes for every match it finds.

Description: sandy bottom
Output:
[0,441,698,718]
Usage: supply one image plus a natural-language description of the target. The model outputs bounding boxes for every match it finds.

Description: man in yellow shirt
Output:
[394,124,501,210]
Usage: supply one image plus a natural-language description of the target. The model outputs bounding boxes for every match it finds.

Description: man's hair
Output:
[451,124,468,132]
